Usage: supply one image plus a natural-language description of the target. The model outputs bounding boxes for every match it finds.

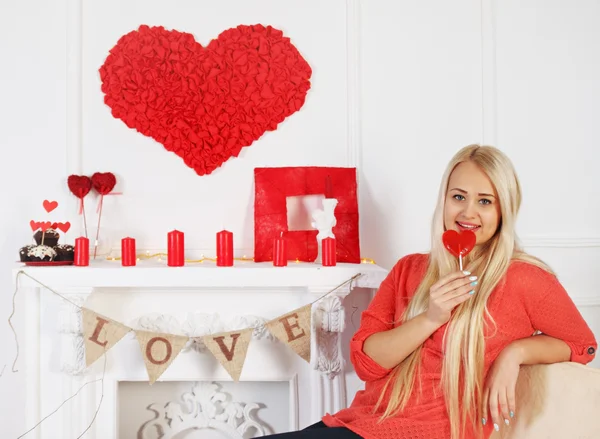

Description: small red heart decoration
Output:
[39,221,52,232]
[30,220,41,231]
[442,230,476,258]
[43,200,58,213]
[91,172,117,195]
[56,222,71,233]
[99,24,312,176]
[67,175,92,198]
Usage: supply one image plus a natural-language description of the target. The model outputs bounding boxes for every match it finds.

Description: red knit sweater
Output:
[322,253,597,439]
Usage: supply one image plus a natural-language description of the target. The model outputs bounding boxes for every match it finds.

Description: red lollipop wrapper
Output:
[442,229,476,270]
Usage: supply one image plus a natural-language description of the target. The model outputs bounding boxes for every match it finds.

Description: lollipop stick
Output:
[459,254,463,271]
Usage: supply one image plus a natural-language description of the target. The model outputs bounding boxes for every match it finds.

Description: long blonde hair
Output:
[375,145,552,439]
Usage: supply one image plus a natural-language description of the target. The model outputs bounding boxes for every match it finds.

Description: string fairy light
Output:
[105,252,255,263]
[105,253,377,264]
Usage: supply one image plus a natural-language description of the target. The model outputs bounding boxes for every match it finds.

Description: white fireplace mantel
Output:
[13,260,388,439]
[14,260,387,290]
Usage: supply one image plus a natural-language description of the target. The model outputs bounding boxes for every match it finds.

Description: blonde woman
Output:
[265,145,597,439]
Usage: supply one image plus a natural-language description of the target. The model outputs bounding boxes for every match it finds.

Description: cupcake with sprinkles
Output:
[19,245,35,262]
[53,244,74,262]
[27,245,57,262]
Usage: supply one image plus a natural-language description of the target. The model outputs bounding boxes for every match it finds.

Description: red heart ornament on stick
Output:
[91,172,117,260]
[67,175,92,198]
[43,200,58,213]
[99,24,312,176]
[30,220,40,232]
[91,172,116,195]
[67,174,92,238]
[39,221,52,232]
[442,230,476,258]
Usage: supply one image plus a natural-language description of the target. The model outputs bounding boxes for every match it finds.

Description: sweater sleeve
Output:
[350,256,409,382]
[520,264,597,365]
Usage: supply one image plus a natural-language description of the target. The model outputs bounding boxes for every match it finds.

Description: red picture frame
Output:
[254,167,360,263]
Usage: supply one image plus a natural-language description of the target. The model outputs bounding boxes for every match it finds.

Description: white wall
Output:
[2,0,599,437]
[0,0,68,435]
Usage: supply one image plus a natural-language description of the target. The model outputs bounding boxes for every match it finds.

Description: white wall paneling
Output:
[2,1,600,437]
[345,0,361,169]
[358,0,485,267]
[493,0,600,239]
[480,0,498,146]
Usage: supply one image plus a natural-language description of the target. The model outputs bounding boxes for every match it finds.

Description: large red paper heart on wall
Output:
[99,24,312,176]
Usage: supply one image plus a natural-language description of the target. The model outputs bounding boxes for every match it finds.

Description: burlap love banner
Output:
[80,304,313,384]
[73,275,358,384]
[17,269,359,394]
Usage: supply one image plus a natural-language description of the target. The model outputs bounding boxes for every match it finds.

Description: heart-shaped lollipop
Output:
[442,229,476,270]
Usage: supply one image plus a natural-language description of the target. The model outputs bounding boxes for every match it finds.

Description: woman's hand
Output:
[482,344,523,432]
[424,271,478,327]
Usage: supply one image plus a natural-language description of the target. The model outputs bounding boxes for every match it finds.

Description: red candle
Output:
[74,237,89,266]
[216,230,233,266]
[121,237,136,266]
[322,237,336,267]
[168,230,185,267]
[273,233,287,267]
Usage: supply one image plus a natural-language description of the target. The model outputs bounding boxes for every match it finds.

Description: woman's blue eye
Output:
[452,194,492,205]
